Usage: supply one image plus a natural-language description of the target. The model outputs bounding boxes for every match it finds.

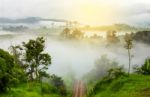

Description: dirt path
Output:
[72,80,86,97]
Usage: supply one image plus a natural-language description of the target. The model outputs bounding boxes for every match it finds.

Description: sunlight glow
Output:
[71,2,118,25]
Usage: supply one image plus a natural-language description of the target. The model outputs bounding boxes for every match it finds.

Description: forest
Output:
[1,0,150,97]
[0,28,150,97]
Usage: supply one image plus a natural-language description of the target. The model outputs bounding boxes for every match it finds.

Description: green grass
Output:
[0,82,61,97]
[88,74,150,97]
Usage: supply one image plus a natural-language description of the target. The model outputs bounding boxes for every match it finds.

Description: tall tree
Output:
[124,33,133,75]
[22,37,51,81]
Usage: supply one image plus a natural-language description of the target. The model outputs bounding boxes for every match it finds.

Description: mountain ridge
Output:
[0,17,68,24]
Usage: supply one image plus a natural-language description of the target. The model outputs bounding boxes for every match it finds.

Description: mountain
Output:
[0,17,68,24]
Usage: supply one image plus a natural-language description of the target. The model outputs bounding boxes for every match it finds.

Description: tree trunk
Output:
[128,49,131,76]
[35,67,39,82]
[35,57,39,82]
[30,67,34,81]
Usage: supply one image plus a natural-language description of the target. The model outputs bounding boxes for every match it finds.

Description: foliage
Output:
[141,59,150,74]
[61,28,83,39]
[41,83,57,94]
[9,45,23,66]
[124,33,133,49]
[0,83,61,97]
[50,74,67,96]
[71,29,83,39]
[107,67,125,79]
[85,55,120,81]
[87,66,125,96]
[133,58,150,75]
[22,37,51,81]
[106,30,120,44]
[133,31,150,44]
[61,28,71,38]
[0,49,17,92]
[87,74,150,97]
[0,37,68,97]
[9,45,26,82]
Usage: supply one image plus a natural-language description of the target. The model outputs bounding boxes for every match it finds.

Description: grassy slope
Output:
[89,74,150,97]
[0,83,60,97]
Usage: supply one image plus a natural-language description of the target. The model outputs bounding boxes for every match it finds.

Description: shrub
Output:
[133,58,150,75]
[50,74,67,96]
[141,59,150,74]
[42,83,57,94]
[107,67,125,79]
[88,67,125,96]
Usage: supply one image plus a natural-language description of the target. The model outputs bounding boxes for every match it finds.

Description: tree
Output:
[85,55,120,81]
[106,30,120,44]
[107,67,125,79]
[124,33,133,75]
[9,45,23,67]
[61,28,71,38]
[0,49,16,92]
[9,45,27,82]
[72,29,83,39]
[133,31,150,44]
[22,37,51,81]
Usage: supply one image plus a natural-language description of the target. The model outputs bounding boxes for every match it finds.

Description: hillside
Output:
[88,74,150,97]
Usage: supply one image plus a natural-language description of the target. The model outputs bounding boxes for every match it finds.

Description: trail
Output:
[72,80,86,97]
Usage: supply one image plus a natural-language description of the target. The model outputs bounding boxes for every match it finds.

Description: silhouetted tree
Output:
[106,30,119,44]
[72,29,83,39]
[61,28,71,38]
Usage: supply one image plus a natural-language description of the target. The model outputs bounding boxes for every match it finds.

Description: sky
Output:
[0,0,150,26]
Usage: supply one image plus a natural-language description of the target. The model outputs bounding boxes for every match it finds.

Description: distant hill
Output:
[0,17,67,24]
[133,31,150,44]
[81,24,150,32]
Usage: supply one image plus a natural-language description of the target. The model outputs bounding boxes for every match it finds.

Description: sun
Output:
[71,2,118,25]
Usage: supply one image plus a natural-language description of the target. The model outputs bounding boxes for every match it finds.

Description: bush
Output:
[50,74,67,96]
[87,67,125,96]
[107,67,125,79]
[42,83,57,94]
[141,59,150,74]
[133,58,150,75]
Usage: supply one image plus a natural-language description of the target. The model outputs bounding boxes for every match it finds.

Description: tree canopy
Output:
[22,37,51,81]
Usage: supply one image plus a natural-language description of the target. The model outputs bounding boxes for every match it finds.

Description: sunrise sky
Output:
[0,0,150,26]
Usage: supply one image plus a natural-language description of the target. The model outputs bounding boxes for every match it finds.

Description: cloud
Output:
[114,4,150,26]
[0,0,150,26]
